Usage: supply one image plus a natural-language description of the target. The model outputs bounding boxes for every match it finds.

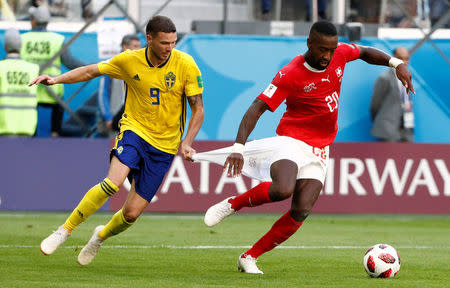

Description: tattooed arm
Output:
[181,94,205,161]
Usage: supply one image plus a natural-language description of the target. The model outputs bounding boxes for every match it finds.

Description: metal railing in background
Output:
[28,0,449,137]
[379,0,450,65]
[409,9,450,64]
[39,0,174,137]
[41,0,115,136]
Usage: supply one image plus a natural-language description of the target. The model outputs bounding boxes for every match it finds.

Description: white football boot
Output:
[40,225,70,255]
[237,253,264,274]
[204,196,236,227]
[77,225,105,266]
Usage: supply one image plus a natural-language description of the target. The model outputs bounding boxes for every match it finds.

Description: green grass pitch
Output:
[1,212,449,288]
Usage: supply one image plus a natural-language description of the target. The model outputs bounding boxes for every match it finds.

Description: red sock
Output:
[229,182,272,211]
[245,211,303,258]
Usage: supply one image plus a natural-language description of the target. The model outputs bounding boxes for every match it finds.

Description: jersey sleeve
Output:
[183,56,203,97]
[338,43,360,63]
[257,71,290,112]
[97,51,128,80]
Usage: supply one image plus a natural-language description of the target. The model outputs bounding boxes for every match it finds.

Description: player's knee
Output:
[122,210,139,223]
[290,206,312,222]
[270,183,295,201]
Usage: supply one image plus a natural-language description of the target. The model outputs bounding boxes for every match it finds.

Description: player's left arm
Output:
[181,93,205,161]
[357,45,415,95]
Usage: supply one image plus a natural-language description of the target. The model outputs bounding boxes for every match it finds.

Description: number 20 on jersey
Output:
[325,91,339,112]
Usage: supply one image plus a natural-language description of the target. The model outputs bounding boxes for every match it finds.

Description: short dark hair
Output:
[310,21,337,37]
[121,34,140,46]
[145,15,176,36]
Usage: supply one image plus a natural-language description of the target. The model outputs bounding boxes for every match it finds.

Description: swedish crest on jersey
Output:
[165,72,176,89]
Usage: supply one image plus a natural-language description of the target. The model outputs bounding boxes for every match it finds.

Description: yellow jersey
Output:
[98,47,203,154]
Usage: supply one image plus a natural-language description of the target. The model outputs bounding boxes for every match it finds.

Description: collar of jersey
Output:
[302,57,327,73]
[145,46,170,68]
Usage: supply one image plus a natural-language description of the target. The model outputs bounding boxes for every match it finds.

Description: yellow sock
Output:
[98,209,133,240]
[63,178,118,233]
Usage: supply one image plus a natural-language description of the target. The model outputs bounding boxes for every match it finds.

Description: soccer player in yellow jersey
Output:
[30,16,205,266]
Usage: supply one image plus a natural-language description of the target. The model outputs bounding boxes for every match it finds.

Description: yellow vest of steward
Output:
[20,31,64,104]
[0,58,39,135]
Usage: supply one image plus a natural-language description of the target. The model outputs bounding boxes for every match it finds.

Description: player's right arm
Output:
[224,98,269,177]
[29,64,101,86]
[225,68,289,177]
[357,45,415,95]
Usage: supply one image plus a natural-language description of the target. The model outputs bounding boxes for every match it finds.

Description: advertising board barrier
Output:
[110,141,450,214]
[0,138,447,213]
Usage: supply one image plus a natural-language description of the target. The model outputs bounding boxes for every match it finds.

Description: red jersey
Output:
[257,43,360,148]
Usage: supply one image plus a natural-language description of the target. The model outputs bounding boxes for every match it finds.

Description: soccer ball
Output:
[363,244,401,278]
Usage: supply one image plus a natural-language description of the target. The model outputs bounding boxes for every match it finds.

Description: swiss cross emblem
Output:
[335,67,342,77]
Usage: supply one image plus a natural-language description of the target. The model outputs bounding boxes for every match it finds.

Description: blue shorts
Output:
[111,130,174,202]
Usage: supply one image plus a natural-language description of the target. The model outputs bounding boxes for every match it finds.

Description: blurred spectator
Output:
[430,0,450,28]
[81,0,93,20]
[261,0,271,21]
[96,34,141,138]
[20,5,87,137]
[47,0,68,17]
[0,28,40,136]
[30,0,43,8]
[386,0,418,27]
[370,47,414,142]
[305,0,327,21]
[416,0,431,28]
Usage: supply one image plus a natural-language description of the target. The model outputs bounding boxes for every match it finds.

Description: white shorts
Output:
[193,136,329,184]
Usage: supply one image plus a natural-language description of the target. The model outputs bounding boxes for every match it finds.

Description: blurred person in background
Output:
[96,34,141,138]
[30,0,42,8]
[430,0,450,28]
[386,0,412,27]
[47,0,67,18]
[32,15,205,266]
[0,28,39,136]
[81,0,93,20]
[370,47,414,142]
[415,0,431,28]
[261,0,271,20]
[305,0,327,21]
[20,5,87,137]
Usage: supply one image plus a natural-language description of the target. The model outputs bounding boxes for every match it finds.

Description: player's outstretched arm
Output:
[358,45,415,95]
[181,94,205,161]
[29,64,102,87]
[224,98,269,177]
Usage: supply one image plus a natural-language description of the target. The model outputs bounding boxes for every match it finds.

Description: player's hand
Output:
[29,75,57,86]
[180,141,196,162]
[224,153,244,177]
[395,64,415,95]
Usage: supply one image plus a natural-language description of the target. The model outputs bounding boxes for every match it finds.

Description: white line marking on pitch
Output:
[0,214,205,219]
[0,245,447,249]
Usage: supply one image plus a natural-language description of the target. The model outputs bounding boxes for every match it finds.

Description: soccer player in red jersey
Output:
[200,21,414,274]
